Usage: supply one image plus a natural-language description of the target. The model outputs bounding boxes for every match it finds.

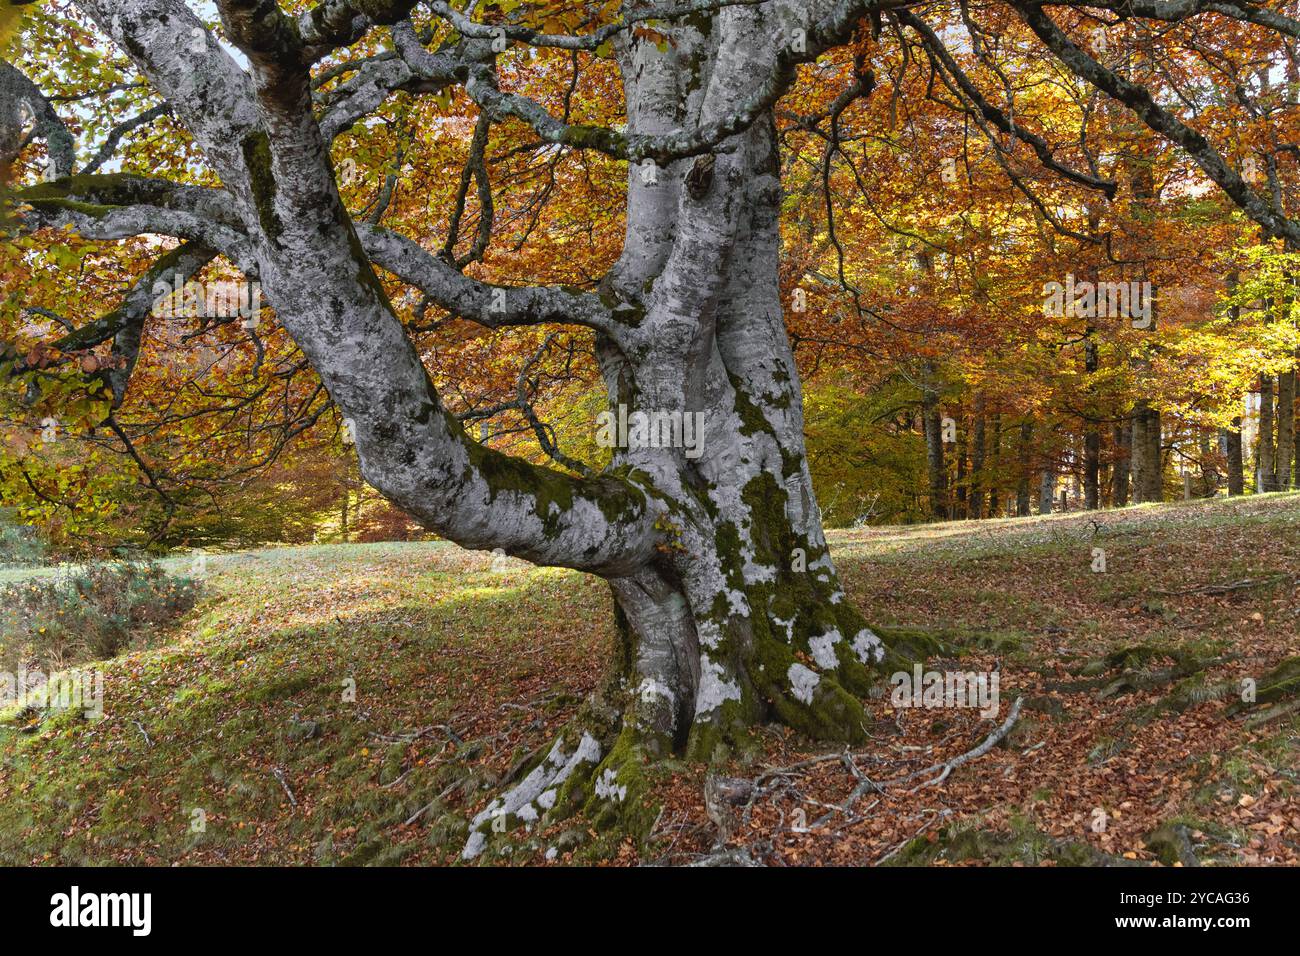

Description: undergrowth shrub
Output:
[0,510,46,568]
[0,562,198,672]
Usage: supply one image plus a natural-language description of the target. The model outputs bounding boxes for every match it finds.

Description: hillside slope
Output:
[1,494,1297,865]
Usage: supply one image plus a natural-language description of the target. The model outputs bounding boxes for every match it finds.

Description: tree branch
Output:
[1013,0,1300,243]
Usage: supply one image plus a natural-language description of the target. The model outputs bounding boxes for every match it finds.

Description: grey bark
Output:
[921,369,947,521]
[21,0,1300,860]
[1083,333,1100,510]
[1131,405,1163,503]
[1260,374,1277,492]
[987,412,1002,517]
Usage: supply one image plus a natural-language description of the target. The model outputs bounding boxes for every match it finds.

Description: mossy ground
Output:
[1,493,1298,865]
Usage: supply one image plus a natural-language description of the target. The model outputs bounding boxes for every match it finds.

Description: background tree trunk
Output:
[1084,331,1100,509]
[1277,368,1295,490]
[1039,468,1054,514]
[1224,418,1245,495]
[969,395,986,519]
[954,409,968,517]
[922,373,948,521]
[1112,421,1131,505]
[1260,374,1277,492]
[1131,406,1163,502]
[1016,420,1033,516]
[987,412,1002,517]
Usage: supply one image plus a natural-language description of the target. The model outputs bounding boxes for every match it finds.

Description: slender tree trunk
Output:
[922,369,947,521]
[987,412,1002,517]
[1260,374,1277,492]
[1039,469,1054,515]
[1084,428,1101,509]
[1112,421,1131,505]
[1125,138,1161,505]
[1224,418,1245,495]
[1222,270,1246,497]
[954,413,968,517]
[1277,368,1295,490]
[1016,420,1032,517]
[1198,429,1219,496]
[1083,333,1100,509]
[1130,409,1147,502]
[969,396,985,519]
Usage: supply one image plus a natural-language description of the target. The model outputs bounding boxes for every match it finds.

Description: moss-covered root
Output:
[459,708,668,863]
[460,725,606,862]
[567,725,661,842]
[1227,655,1300,719]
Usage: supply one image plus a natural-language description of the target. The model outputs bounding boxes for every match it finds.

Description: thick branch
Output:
[355,223,619,332]
[0,58,75,176]
[1014,1,1300,243]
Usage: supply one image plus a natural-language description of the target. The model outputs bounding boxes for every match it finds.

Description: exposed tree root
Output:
[457,623,1004,862]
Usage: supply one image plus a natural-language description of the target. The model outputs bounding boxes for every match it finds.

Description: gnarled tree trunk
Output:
[460,14,889,855]
[24,0,1300,866]
[16,0,888,861]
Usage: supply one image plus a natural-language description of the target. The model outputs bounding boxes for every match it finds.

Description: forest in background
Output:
[3,1,1299,561]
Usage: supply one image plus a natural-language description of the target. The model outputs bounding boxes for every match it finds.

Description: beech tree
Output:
[8,0,1300,856]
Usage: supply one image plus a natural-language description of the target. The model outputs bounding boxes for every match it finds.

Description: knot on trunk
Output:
[685,153,716,201]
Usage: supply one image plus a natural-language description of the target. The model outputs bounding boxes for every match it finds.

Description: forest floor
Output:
[1,492,1298,866]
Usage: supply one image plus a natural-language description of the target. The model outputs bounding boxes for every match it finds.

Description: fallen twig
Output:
[1152,575,1289,597]
[895,696,1023,791]
[132,720,153,748]
[272,767,298,807]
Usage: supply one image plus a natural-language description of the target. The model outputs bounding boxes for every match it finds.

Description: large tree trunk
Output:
[454,11,889,855]
[47,1,892,860]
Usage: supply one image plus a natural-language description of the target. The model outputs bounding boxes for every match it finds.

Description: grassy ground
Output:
[1,493,1297,865]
